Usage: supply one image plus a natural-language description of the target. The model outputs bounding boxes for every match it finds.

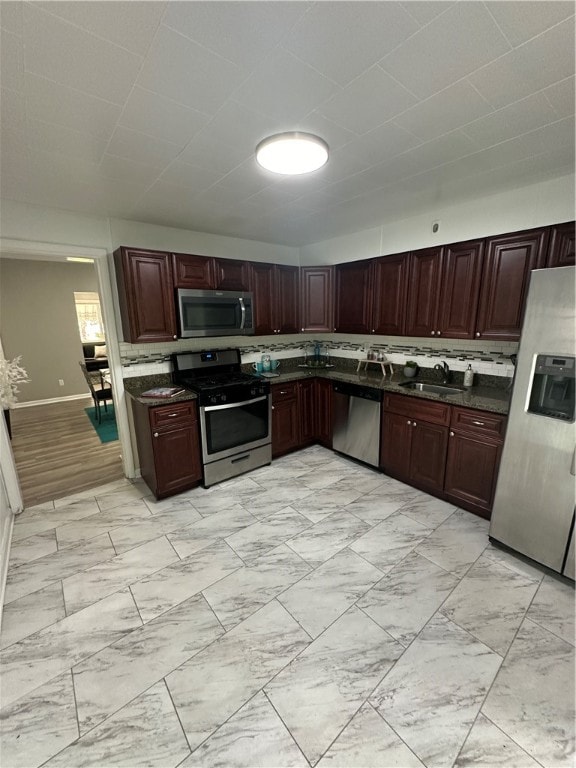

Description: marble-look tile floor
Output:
[1,446,574,768]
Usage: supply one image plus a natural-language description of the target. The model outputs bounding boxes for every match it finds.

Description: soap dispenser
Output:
[463,364,474,388]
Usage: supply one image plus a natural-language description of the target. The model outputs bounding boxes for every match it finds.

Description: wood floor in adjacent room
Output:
[10,398,125,508]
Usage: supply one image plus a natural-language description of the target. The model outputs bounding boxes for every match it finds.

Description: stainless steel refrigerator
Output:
[490,266,575,580]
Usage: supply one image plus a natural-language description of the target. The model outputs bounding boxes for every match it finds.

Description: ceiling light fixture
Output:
[255,132,329,175]
[66,257,95,263]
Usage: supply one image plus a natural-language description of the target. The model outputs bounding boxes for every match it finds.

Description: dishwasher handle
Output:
[332,381,383,402]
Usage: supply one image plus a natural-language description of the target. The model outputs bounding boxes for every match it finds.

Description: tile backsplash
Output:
[120,334,518,379]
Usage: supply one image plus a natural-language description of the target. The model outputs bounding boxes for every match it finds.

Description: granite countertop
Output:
[123,378,198,406]
[259,368,511,415]
[123,365,510,415]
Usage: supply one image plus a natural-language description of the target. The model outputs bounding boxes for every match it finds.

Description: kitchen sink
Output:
[399,381,464,395]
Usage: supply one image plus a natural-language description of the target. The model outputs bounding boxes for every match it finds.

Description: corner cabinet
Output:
[475,227,549,341]
[271,378,333,457]
[114,248,178,343]
[335,260,373,333]
[300,267,334,333]
[131,399,202,499]
[251,263,299,335]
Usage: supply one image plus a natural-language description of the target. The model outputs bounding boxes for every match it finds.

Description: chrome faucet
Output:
[434,361,450,384]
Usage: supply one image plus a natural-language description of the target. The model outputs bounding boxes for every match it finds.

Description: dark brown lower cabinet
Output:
[444,407,506,519]
[315,378,333,448]
[271,383,300,457]
[408,420,448,493]
[272,378,333,457]
[380,394,505,517]
[132,400,202,499]
[380,410,448,495]
[299,379,316,447]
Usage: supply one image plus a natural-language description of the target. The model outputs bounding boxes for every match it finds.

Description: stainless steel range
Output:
[171,349,271,487]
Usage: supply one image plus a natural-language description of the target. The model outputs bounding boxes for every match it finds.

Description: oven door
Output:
[199,395,271,464]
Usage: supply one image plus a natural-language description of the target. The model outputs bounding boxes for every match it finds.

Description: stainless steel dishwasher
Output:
[332,382,383,467]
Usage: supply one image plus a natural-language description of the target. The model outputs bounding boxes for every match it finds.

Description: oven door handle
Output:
[239,298,246,330]
[203,395,268,412]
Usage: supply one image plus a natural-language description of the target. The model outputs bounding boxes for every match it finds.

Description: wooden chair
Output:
[79,361,113,423]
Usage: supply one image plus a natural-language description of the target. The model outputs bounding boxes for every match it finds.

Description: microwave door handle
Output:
[239,298,246,330]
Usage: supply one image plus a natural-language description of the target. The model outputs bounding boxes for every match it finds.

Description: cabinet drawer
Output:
[383,392,450,426]
[450,407,506,441]
[149,401,197,430]
[272,382,298,403]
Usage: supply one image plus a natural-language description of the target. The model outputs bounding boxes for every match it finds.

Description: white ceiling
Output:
[1,1,574,246]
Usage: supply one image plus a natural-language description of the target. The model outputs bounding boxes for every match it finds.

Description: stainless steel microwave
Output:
[176,289,254,338]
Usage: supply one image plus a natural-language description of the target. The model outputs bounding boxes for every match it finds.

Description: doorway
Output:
[0,239,134,511]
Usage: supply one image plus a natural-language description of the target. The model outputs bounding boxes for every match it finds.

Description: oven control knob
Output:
[221,394,227,402]
[210,396,218,404]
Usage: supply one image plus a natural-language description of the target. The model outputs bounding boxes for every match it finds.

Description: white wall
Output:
[299,174,576,264]
[109,219,299,265]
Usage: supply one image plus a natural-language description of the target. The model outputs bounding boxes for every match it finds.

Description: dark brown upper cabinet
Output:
[213,257,252,291]
[476,227,549,341]
[547,221,575,268]
[300,266,334,333]
[114,247,178,343]
[438,240,484,339]
[405,247,444,338]
[334,260,373,333]
[172,253,214,289]
[372,253,409,336]
[250,262,299,335]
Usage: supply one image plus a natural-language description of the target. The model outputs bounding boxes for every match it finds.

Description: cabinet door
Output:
[250,263,275,335]
[380,411,411,478]
[299,379,316,445]
[438,240,484,339]
[405,247,443,338]
[547,222,575,268]
[372,254,408,336]
[272,397,300,457]
[476,228,549,340]
[275,265,299,334]
[408,421,448,493]
[213,258,251,290]
[300,267,334,332]
[172,253,214,288]
[335,261,373,333]
[152,423,202,497]
[315,379,333,447]
[445,431,502,519]
[115,248,177,343]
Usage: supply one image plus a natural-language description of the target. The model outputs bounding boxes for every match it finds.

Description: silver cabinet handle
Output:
[437,330,441,335]
[238,297,246,330]
[476,332,481,337]
[167,413,178,417]
[413,422,417,427]
[280,390,288,395]
[153,432,159,437]
[173,335,177,339]
[472,420,485,426]
[450,431,454,437]
[407,420,411,425]
[372,328,375,333]
[431,331,435,336]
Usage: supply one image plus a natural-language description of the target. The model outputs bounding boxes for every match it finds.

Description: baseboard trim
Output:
[14,394,92,408]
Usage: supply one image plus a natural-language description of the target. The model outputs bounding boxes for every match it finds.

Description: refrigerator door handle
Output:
[571,445,576,477]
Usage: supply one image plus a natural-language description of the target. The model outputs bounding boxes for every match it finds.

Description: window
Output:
[74,292,105,343]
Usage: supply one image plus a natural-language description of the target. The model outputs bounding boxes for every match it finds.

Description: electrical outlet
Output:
[58,379,64,386]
